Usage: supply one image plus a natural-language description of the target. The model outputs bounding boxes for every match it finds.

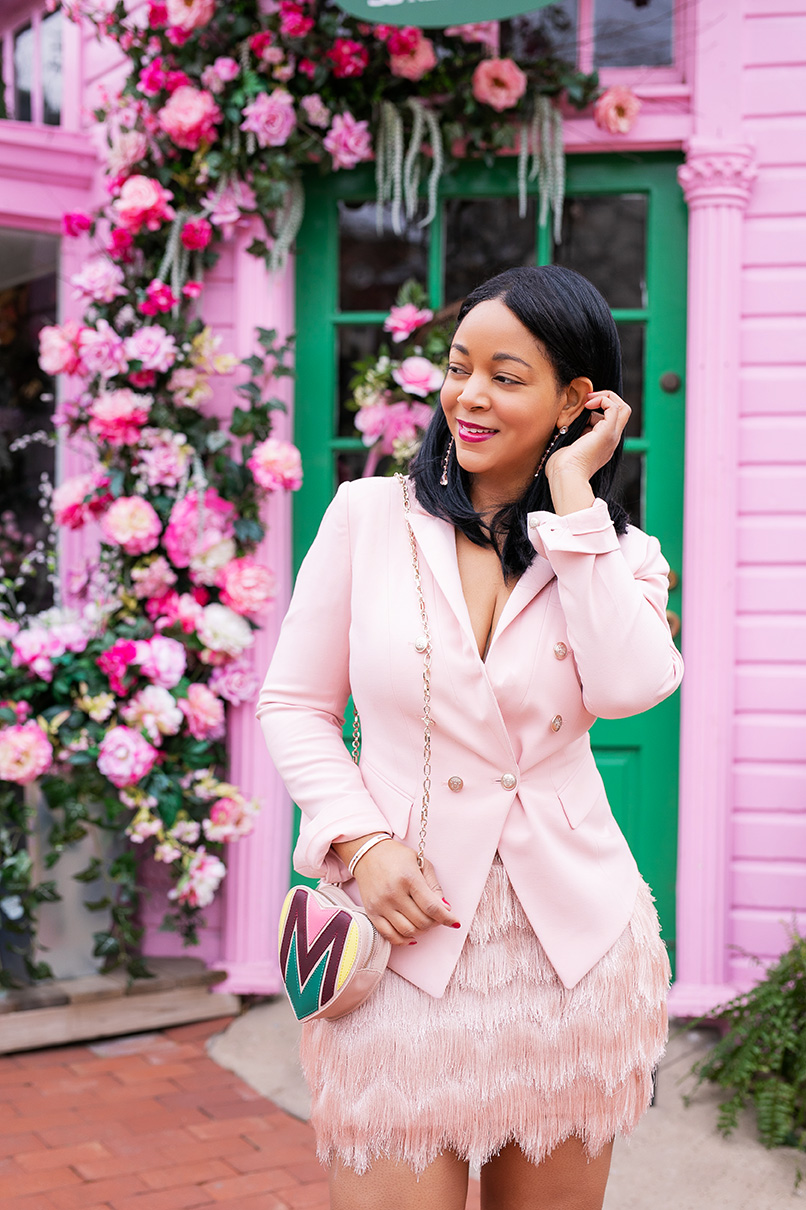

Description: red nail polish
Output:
[451,922,462,929]
[409,940,418,946]
[442,898,451,908]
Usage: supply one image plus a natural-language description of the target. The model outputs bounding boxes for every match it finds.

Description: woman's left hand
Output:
[547,390,631,483]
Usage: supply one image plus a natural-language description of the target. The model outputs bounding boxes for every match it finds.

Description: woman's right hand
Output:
[347,838,460,946]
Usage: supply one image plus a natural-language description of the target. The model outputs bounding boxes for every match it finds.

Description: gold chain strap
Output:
[350,475,432,872]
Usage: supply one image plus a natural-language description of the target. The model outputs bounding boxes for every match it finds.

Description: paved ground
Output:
[0,1004,803,1209]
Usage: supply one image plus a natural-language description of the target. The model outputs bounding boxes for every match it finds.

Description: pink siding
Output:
[731,2,806,989]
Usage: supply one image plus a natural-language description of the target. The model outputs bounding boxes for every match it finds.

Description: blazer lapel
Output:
[487,554,556,652]
[405,506,478,650]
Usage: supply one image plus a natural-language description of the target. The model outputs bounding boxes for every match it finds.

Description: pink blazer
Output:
[257,475,683,997]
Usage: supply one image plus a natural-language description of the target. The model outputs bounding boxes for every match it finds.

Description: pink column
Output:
[217,238,296,995]
[668,141,757,1017]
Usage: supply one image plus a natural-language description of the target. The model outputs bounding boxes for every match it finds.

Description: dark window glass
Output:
[594,0,674,67]
[13,24,33,122]
[0,230,60,616]
[617,322,644,437]
[42,10,63,127]
[554,194,647,310]
[336,324,386,437]
[501,1,578,62]
[443,197,536,308]
[620,451,643,529]
[339,201,428,313]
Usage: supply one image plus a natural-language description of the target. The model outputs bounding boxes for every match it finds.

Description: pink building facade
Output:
[0,0,803,1016]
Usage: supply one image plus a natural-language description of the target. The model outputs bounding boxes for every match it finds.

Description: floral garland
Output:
[0,2,622,986]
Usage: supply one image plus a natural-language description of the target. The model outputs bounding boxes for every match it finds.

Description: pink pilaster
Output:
[669,140,757,1017]
[217,238,296,995]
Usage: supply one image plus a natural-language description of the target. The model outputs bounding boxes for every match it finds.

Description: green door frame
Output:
[292,154,686,960]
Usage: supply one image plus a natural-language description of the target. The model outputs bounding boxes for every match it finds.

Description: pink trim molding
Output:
[669,139,757,1019]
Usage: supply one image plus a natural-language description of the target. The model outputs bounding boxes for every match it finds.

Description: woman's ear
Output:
[558,377,594,426]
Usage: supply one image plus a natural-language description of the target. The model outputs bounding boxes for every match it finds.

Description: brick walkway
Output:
[0,1017,482,1210]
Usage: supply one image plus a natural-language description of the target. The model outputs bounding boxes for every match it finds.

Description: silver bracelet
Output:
[348,832,393,878]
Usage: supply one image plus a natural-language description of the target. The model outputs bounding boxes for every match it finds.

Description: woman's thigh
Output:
[480,1138,613,1210]
[329,1151,469,1210]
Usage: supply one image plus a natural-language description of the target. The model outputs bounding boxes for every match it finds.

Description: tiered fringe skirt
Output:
[300,857,671,1175]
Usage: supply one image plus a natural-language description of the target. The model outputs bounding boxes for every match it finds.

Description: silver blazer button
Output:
[553,642,568,660]
[501,773,517,790]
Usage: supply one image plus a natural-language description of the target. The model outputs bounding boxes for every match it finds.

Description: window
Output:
[2,7,62,125]
[501,0,681,79]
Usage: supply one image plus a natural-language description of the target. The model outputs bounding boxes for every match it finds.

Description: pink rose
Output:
[137,635,187,689]
[390,36,437,82]
[323,111,373,171]
[247,437,303,492]
[79,320,128,379]
[202,178,257,238]
[209,656,259,705]
[71,256,126,305]
[182,280,203,299]
[39,320,85,376]
[327,38,368,79]
[0,722,53,785]
[88,388,152,446]
[108,227,134,261]
[200,56,239,94]
[140,279,178,316]
[169,847,226,908]
[355,401,432,455]
[97,725,159,788]
[158,85,221,150]
[217,557,275,617]
[135,429,190,489]
[101,496,162,555]
[114,175,175,233]
[122,685,183,744]
[105,129,148,177]
[97,639,139,695]
[52,470,112,530]
[202,794,259,842]
[165,0,214,32]
[392,355,444,398]
[163,488,236,569]
[594,86,642,135]
[11,628,62,681]
[180,217,212,250]
[179,682,225,741]
[62,211,92,237]
[132,555,177,600]
[300,94,330,129]
[384,302,434,343]
[240,90,296,148]
[472,57,527,112]
[124,326,178,372]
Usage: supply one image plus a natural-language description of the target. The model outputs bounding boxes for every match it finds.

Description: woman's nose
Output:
[458,374,490,408]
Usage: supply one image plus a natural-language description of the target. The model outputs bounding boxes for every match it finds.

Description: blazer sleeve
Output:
[527,498,683,719]
[256,481,394,880]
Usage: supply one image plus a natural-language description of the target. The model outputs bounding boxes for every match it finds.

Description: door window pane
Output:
[501,1,578,62]
[620,451,643,529]
[337,324,386,436]
[339,202,428,312]
[617,322,644,437]
[443,197,536,307]
[554,194,647,310]
[42,10,63,127]
[594,0,673,67]
[13,24,34,122]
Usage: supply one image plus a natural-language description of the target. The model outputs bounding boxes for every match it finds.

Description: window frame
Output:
[1,3,63,127]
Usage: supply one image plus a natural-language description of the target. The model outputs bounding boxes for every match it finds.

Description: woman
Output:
[258,265,683,1210]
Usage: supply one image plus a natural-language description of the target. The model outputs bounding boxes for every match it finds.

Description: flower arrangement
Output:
[0,2,613,985]
[347,282,450,476]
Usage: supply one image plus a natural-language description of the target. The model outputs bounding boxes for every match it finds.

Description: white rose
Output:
[190,537,237,586]
[197,603,254,657]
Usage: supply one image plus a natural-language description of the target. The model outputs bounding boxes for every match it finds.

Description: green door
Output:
[293,154,686,963]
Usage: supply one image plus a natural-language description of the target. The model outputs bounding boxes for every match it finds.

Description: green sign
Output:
[337,0,555,29]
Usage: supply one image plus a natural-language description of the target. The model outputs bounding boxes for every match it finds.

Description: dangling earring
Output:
[534,426,568,479]
[440,436,454,487]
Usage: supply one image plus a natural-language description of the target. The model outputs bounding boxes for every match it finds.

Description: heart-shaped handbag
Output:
[277,475,432,1024]
[277,882,391,1022]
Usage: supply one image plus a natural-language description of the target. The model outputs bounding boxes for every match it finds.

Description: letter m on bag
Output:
[280,888,352,1020]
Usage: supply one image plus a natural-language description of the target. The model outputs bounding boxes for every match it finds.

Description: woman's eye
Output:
[494,374,517,385]
[447,365,467,376]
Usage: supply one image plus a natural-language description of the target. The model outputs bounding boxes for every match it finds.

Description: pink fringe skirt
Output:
[300,857,670,1175]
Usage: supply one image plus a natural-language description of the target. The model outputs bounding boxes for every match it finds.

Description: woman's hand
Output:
[350,838,459,946]
[546,390,632,516]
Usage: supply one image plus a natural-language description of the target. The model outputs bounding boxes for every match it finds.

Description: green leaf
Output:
[92,931,120,959]
[234,517,265,544]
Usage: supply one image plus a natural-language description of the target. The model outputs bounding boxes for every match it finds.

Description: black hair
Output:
[409,264,630,578]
